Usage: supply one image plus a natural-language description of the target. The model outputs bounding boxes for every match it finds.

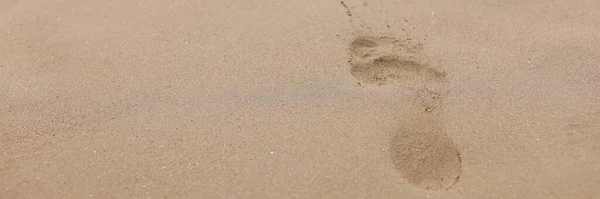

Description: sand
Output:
[1,0,599,198]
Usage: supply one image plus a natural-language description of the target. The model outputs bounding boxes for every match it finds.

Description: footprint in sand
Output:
[348,35,461,190]
[349,36,447,93]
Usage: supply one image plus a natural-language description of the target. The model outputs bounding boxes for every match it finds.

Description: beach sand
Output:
[1,0,599,198]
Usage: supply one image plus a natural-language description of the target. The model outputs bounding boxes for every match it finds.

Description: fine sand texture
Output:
[2,0,600,198]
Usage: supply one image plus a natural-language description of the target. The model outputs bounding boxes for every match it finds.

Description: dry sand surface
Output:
[1,0,600,198]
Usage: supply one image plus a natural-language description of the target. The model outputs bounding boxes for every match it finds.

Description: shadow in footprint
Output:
[390,113,461,190]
